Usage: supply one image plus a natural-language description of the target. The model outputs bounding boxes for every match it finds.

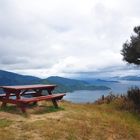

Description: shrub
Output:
[95,88,140,113]
[127,87,140,109]
[95,92,118,104]
[113,97,135,111]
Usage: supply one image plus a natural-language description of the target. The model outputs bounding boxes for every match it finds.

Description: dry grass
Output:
[0,101,140,140]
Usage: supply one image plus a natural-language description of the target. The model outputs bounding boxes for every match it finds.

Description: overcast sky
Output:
[0,0,140,78]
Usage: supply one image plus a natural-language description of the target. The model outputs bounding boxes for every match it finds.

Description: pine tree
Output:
[121,26,140,65]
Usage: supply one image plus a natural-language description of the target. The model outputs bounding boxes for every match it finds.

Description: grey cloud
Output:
[0,55,28,65]
[0,0,140,77]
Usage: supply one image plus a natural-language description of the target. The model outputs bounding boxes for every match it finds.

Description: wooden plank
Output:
[1,93,11,107]
[17,94,65,103]
[0,92,39,97]
[0,92,65,113]
[0,84,57,90]
[0,98,20,104]
[18,93,65,113]
[0,93,15,97]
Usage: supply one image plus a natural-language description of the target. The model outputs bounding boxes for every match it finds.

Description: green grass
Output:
[0,101,140,140]
[0,119,12,128]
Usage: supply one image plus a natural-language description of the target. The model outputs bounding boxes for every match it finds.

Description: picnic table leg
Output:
[18,103,26,113]
[1,102,7,108]
[1,93,10,108]
[16,92,21,99]
[47,88,53,95]
[20,105,26,113]
[46,89,58,108]
[52,99,58,108]
[32,89,43,105]
[16,91,27,113]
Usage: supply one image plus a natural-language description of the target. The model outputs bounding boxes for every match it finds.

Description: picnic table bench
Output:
[0,84,65,113]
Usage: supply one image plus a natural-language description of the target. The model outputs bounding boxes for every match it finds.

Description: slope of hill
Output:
[81,78,119,85]
[46,76,88,86]
[0,70,41,86]
[43,76,110,92]
[120,76,140,81]
[0,70,110,93]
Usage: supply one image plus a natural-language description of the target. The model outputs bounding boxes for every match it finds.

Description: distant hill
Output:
[44,76,88,86]
[0,70,41,86]
[0,70,110,93]
[79,78,119,85]
[94,79,119,83]
[120,76,140,81]
[43,76,110,92]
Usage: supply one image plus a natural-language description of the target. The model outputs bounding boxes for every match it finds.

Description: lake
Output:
[63,80,140,103]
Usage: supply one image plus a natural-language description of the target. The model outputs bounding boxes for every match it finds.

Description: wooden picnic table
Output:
[0,84,65,113]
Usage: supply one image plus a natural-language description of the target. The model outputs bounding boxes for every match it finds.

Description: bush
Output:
[113,96,135,111]
[95,92,118,104]
[127,87,140,109]
[95,87,140,113]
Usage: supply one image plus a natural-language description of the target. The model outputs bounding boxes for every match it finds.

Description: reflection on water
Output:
[64,80,140,103]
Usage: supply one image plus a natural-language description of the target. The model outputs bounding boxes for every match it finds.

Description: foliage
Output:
[96,87,140,113]
[113,96,135,111]
[121,26,140,65]
[95,92,119,104]
[127,87,140,109]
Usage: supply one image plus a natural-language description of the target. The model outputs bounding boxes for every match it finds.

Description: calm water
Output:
[64,80,140,103]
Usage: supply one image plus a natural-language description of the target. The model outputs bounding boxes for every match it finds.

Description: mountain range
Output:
[0,70,41,85]
[119,76,140,81]
[0,70,110,93]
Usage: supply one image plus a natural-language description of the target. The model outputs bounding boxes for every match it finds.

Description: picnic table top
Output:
[0,84,57,90]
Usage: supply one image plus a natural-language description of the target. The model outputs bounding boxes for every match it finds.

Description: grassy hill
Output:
[0,101,140,140]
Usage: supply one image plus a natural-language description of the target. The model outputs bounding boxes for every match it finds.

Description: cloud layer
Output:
[0,0,140,77]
